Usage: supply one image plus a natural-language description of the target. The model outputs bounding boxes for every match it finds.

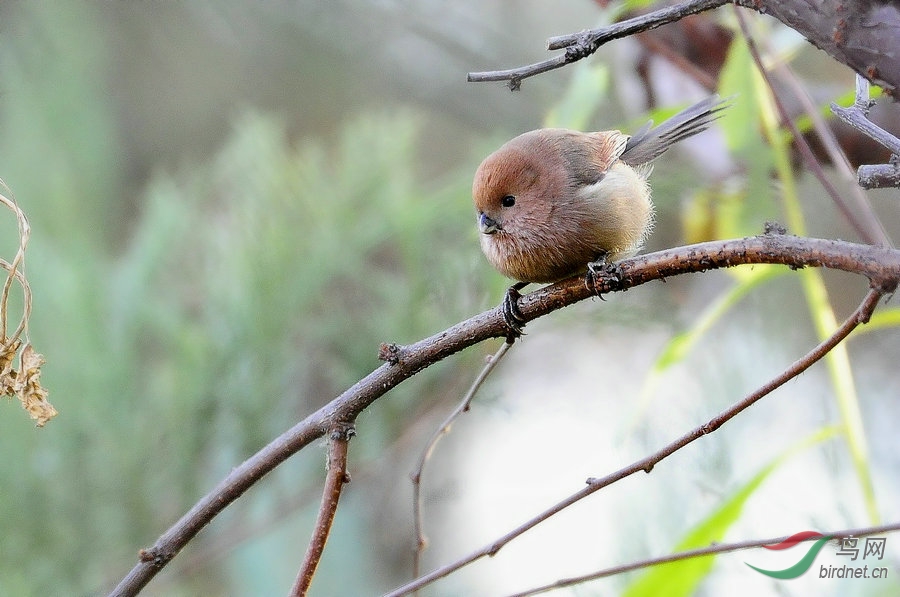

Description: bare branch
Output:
[412,340,514,578]
[108,234,900,596]
[385,286,886,596]
[858,159,900,189]
[760,0,900,96]
[466,54,570,90]
[734,10,891,245]
[832,76,900,189]
[509,521,900,596]
[467,0,727,88]
[468,1,900,94]
[545,0,726,50]
[766,47,892,243]
[290,422,354,597]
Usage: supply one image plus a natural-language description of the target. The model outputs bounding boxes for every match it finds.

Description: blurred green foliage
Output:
[1,3,897,597]
[2,111,488,594]
[0,7,489,592]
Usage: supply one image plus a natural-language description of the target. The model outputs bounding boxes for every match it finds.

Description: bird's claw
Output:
[585,255,625,297]
[502,283,528,341]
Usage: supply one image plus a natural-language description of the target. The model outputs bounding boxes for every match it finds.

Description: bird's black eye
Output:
[500,195,516,208]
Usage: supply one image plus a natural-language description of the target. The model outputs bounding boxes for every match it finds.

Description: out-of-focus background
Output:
[1,2,899,596]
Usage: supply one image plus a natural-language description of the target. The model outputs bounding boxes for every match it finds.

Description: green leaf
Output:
[716,39,777,237]
[622,427,839,597]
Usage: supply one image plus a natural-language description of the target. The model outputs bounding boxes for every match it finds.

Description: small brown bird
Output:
[474,96,727,284]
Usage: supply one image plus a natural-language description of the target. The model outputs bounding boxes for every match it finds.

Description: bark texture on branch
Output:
[751,0,900,96]
[109,234,900,596]
[472,1,900,96]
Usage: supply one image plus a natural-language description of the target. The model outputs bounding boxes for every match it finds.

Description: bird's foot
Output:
[585,254,625,298]
[502,282,528,341]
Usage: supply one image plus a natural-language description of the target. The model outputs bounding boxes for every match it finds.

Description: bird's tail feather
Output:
[620,95,730,166]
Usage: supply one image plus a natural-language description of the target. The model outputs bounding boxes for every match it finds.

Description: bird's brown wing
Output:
[561,130,630,187]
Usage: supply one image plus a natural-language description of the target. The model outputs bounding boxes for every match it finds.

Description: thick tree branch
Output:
[468,0,900,95]
[735,10,891,243]
[384,286,886,596]
[108,234,900,596]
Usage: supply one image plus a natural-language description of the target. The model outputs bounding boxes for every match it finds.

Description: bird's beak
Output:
[478,212,501,234]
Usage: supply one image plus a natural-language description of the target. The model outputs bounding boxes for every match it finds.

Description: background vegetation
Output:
[0,2,898,595]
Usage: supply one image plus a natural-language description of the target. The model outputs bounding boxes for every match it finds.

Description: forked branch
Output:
[385,287,887,596]
[832,76,900,189]
[109,233,900,596]
[468,0,900,95]
[467,0,727,89]
[290,422,355,596]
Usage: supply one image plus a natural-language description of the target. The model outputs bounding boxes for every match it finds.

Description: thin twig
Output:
[773,60,892,246]
[108,235,900,596]
[466,54,570,90]
[384,287,886,597]
[832,75,900,189]
[412,339,514,578]
[832,77,900,156]
[508,521,900,596]
[857,159,900,190]
[545,0,726,50]
[152,399,451,593]
[466,0,728,88]
[290,422,355,597]
[0,257,31,343]
[734,9,890,247]
[0,182,32,344]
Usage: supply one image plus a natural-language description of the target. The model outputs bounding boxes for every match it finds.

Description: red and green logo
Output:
[745,531,833,579]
